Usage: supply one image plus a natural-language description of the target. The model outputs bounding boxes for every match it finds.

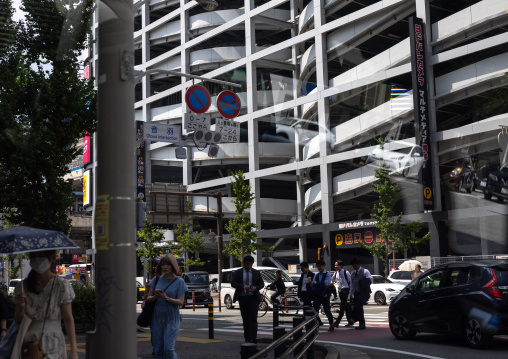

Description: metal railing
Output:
[241,306,319,359]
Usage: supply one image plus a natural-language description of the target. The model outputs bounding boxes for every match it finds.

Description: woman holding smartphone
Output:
[145,254,187,359]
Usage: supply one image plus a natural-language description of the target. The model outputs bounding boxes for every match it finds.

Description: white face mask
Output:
[30,257,51,274]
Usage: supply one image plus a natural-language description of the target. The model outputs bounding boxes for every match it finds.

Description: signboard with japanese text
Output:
[143,123,181,143]
[216,119,240,143]
[184,114,211,132]
[136,121,145,201]
[409,16,434,211]
[331,229,384,249]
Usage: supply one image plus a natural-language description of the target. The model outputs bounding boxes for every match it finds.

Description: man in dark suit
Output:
[293,262,314,307]
[232,255,264,343]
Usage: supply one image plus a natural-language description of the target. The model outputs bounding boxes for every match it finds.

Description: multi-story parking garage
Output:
[88,0,508,273]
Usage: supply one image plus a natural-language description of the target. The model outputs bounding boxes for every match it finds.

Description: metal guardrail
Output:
[241,306,320,359]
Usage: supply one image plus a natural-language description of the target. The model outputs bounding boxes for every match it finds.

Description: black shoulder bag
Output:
[137,277,178,327]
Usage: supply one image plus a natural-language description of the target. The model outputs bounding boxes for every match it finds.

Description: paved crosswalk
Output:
[197,313,389,337]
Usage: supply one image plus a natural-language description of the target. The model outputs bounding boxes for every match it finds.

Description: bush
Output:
[71,282,95,324]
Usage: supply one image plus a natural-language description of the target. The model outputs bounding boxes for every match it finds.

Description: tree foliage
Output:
[224,171,273,262]
[359,139,430,275]
[136,220,166,280]
[173,201,206,272]
[0,0,96,234]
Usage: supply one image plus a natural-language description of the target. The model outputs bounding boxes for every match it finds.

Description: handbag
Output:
[137,277,177,327]
[21,277,56,359]
[346,299,358,323]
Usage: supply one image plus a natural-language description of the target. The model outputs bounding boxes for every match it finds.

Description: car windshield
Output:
[373,276,392,284]
[185,273,208,284]
[261,271,293,283]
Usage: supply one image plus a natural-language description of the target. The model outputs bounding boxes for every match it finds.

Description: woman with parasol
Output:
[11,250,78,359]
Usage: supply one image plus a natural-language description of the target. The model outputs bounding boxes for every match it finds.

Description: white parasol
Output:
[398,259,422,271]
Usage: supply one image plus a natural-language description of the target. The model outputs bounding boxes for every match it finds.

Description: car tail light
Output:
[482,269,504,300]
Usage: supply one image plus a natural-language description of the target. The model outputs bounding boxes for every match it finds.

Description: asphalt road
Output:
[176,300,508,359]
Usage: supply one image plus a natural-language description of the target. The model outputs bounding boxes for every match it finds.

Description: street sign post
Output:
[216,119,240,143]
[216,90,241,119]
[143,123,181,143]
[184,114,211,132]
[185,84,211,114]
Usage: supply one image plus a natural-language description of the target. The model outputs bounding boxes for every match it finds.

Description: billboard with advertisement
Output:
[83,135,92,165]
[83,169,91,206]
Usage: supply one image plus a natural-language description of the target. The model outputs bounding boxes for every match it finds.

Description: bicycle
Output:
[258,287,301,318]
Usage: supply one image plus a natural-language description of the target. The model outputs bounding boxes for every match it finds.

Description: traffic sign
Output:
[143,123,181,143]
[185,85,211,114]
[216,119,240,143]
[217,91,241,119]
[184,114,211,132]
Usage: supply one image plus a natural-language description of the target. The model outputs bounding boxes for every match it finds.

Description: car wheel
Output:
[497,195,504,203]
[390,312,416,340]
[402,167,409,177]
[464,317,492,349]
[225,295,234,309]
[374,291,386,305]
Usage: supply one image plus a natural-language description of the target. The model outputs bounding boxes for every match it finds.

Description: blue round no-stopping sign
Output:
[217,91,241,119]
[185,85,211,114]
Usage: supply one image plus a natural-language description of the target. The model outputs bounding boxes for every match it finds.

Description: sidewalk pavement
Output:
[71,327,368,359]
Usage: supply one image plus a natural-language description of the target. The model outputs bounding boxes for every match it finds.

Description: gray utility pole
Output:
[86,1,136,358]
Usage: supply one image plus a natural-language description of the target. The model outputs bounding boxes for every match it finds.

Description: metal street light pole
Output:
[86,1,136,358]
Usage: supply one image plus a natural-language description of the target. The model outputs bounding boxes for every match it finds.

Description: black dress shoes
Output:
[355,325,366,330]
[344,323,354,327]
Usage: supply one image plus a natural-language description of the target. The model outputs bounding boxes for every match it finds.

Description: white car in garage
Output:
[367,275,406,305]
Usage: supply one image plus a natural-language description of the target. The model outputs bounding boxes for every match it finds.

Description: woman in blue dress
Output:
[146,254,187,359]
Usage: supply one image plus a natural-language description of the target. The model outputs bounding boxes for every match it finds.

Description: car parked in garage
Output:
[181,271,212,308]
[442,157,477,193]
[483,161,508,203]
[388,260,508,348]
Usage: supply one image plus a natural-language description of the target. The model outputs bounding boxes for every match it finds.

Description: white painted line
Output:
[316,340,446,359]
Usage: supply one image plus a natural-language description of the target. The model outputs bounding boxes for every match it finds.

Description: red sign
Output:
[83,135,91,165]
[84,64,90,79]
[364,231,374,244]
[185,85,211,114]
[72,254,79,263]
[217,91,241,119]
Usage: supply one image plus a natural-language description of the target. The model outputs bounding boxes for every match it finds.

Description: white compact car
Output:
[220,266,298,309]
[366,142,424,178]
[367,275,406,305]
[387,270,417,286]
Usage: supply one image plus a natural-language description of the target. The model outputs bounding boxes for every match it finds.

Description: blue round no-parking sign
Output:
[217,91,241,119]
[185,85,211,114]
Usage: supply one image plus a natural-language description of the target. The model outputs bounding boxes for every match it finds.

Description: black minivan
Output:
[389,261,508,348]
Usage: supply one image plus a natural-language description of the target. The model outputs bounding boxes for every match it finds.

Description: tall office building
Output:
[90,0,508,271]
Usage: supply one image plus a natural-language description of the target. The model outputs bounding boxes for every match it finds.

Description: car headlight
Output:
[451,167,463,175]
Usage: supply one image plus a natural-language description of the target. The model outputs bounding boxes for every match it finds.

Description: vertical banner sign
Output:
[409,17,434,211]
[136,121,146,201]
[83,169,91,207]
[83,134,92,165]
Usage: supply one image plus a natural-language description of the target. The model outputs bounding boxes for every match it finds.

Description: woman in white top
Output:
[13,250,78,359]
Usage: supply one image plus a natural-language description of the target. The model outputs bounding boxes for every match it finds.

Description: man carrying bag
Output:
[350,258,372,330]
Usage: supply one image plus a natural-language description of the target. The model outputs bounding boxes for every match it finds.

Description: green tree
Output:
[172,201,206,272]
[224,171,273,262]
[0,0,96,234]
[359,139,430,275]
[136,221,166,280]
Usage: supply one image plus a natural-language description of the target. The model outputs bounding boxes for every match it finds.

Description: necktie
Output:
[246,270,250,288]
